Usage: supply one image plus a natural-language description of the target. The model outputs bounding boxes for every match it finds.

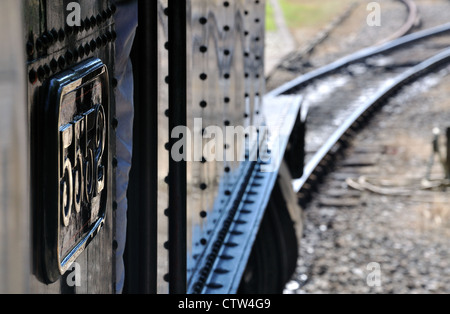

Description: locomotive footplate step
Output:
[188,95,305,294]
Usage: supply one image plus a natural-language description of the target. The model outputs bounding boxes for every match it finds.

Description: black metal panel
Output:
[125,0,159,294]
[26,0,117,293]
[167,0,188,294]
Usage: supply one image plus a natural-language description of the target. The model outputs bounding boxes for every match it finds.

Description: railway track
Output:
[285,60,450,294]
[267,22,450,208]
[378,0,419,45]
[267,0,420,84]
[264,1,450,292]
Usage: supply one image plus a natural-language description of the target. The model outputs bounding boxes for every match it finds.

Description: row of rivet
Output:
[27,5,116,59]
[29,30,117,84]
[192,0,264,292]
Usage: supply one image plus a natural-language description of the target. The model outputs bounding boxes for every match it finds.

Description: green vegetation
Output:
[266,0,350,32]
[266,1,277,32]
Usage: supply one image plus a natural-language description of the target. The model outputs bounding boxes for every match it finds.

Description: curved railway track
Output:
[379,0,419,44]
[268,0,420,80]
[295,47,450,204]
[268,22,450,97]
[265,4,450,291]
[267,22,450,207]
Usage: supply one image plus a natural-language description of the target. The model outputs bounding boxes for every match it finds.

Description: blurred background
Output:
[265,0,450,294]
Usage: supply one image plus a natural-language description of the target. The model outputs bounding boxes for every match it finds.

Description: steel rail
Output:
[267,22,450,97]
[378,0,419,45]
[292,47,450,195]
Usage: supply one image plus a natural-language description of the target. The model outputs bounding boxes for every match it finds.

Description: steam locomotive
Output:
[0,0,305,294]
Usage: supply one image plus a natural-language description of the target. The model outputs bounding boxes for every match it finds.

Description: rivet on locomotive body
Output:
[29,69,37,84]
[112,117,119,130]
[73,50,79,62]
[50,29,59,42]
[90,16,97,28]
[112,157,118,168]
[35,38,44,53]
[58,28,65,41]
[43,64,51,77]
[78,45,85,58]
[50,59,58,73]
[84,42,91,55]
[101,34,109,46]
[26,40,34,57]
[101,10,108,21]
[90,39,97,52]
[84,17,91,31]
[64,25,73,36]
[74,21,82,35]
[40,32,51,47]
[105,31,112,42]
[65,50,74,65]
[96,37,103,48]
[106,7,113,19]
[58,56,66,70]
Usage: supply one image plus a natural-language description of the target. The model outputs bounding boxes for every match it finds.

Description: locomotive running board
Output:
[188,95,304,294]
